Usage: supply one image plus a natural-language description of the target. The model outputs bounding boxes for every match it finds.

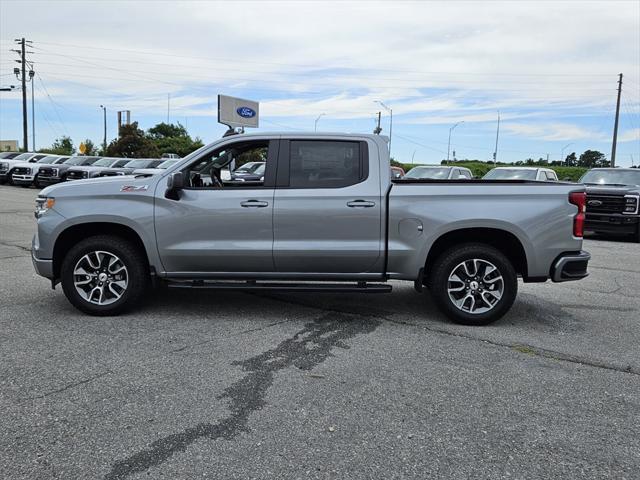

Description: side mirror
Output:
[165,171,184,200]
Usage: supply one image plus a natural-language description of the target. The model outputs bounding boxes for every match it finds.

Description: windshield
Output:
[64,157,88,165]
[580,169,640,186]
[123,159,155,168]
[235,162,264,173]
[254,164,266,175]
[36,156,60,164]
[157,159,177,168]
[484,169,537,180]
[12,153,35,161]
[93,158,117,167]
[404,167,450,179]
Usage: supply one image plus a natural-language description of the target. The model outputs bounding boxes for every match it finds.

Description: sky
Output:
[0,0,639,166]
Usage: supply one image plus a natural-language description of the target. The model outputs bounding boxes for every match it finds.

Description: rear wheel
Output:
[61,235,148,316]
[429,243,517,325]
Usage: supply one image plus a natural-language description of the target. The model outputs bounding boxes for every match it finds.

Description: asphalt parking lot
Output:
[1,184,639,479]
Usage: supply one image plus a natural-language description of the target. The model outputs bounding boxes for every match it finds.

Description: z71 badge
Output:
[120,185,149,192]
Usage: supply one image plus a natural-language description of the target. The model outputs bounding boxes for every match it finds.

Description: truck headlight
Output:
[0,162,8,171]
[35,196,55,218]
[82,171,89,178]
[51,168,59,176]
[624,195,639,214]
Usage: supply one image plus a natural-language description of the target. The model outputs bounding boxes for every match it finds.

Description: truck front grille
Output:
[13,167,30,175]
[66,170,86,180]
[39,168,55,177]
[586,194,626,214]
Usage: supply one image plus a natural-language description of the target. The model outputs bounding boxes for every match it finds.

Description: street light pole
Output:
[100,105,107,154]
[447,121,464,163]
[375,101,392,158]
[314,113,325,132]
[561,143,574,166]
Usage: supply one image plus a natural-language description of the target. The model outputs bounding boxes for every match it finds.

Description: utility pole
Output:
[314,113,325,132]
[492,111,500,165]
[12,38,32,151]
[611,73,623,168]
[100,105,107,153]
[30,70,35,150]
[447,121,464,163]
[373,111,382,134]
[167,93,170,123]
[561,143,574,166]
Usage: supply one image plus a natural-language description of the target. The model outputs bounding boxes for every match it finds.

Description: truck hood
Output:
[584,184,640,196]
[40,174,141,196]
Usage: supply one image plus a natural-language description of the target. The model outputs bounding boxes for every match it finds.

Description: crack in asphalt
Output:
[383,317,640,376]
[104,312,381,480]
[0,240,31,253]
[259,294,640,377]
[27,370,114,400]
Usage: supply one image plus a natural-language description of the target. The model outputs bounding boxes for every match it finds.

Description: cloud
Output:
[618,128,640,142]
[503,122,609,141]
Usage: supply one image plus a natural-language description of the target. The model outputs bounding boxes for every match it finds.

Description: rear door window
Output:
[286,140,366,188]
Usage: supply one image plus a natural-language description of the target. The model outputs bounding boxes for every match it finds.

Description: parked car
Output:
[32,132,589,325]
[230,162,265,183]
[390,166,405,179]
[230,161,266,181]
[97,159,165,177]
[580,168,640,242]
[0,152,21,160]
[65,158,131,181]
[132,159,179,176]
[0,153,49,184]
[36,156,103,187]
[483,167,558,182]
[9,155,70,187]
[404,165,473,179]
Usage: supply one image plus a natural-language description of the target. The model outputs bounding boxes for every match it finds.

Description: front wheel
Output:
[61,235,148,316]
[428,243,517,326]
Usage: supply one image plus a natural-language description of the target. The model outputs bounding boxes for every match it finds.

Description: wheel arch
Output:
[52,222,150,281]
[424,227,529,280]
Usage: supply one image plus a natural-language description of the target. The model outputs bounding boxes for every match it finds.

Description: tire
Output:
[60,235,149,316]
[634,225,640,244]
[428,243,517,326]
[7,171,15,186]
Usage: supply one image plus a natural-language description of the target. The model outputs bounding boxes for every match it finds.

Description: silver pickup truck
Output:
[32,132,590,325]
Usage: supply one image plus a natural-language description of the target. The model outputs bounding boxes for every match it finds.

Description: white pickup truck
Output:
[32,132,590,325]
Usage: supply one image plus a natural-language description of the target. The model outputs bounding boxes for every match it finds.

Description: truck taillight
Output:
[569,191,586,237]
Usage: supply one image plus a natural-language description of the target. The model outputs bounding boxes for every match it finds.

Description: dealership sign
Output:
[218,94,259,128]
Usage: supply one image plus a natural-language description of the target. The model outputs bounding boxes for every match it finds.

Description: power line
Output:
[29,40,618,77]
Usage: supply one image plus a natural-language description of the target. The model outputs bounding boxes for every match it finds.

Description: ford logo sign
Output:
[236,107,256,118]
[588,200,603,207]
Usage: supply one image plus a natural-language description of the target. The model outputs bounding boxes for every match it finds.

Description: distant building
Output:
[0,140,19,152]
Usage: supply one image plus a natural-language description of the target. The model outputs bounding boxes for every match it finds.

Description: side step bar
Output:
[166,280,392,293]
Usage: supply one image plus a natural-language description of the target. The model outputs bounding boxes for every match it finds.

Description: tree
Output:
[565,152,577,167]
[146,122,204,157]
[106,122,160,158]
[578,150,609,168]
[38,136,74,155]
[80,139,97,156]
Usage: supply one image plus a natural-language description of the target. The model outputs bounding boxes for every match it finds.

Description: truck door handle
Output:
[240,200,269,208]
[347,200,376,208]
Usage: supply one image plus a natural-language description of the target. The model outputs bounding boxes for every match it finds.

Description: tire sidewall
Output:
[430,244,517,326]
[61,236,147,315]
